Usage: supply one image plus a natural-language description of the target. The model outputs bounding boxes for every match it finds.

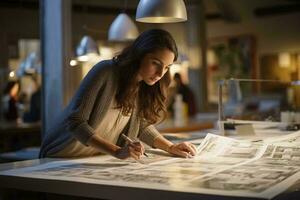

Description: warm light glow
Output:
[169,63,182,77]
[70,59,78,66]
[9,71,15,78]
[77,53,100,62]
[99,47,113,60]
[169,63,189,84]
[279,52,291,68]
[136,17,185,23]
[207,50,217,66]
[77,55,89,62]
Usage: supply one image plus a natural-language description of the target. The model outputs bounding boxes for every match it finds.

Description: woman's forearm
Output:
[153,135,174,152]
[87,134,120,156]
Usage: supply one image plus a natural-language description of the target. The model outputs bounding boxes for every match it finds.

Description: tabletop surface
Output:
[0,127,300,200]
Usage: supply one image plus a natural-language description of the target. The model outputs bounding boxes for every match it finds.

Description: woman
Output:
[40,29,197,160]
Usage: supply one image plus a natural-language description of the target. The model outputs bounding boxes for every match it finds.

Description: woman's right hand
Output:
[114,141,145,160]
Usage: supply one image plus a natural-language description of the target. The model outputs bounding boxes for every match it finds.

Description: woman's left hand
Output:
[167,142,197,158]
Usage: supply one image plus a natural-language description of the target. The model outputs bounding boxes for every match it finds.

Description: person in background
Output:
[40,29,197,160]
[172,73,197,117]
[2,80,20,122]
[23,75,41,123]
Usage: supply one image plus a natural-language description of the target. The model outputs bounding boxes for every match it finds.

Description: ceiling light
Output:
[76,36,99,61]
[9,71,15,78]
[108,13,139,41]
[17,52,40,76]
[70,59,78,66]
[136,0,187,23]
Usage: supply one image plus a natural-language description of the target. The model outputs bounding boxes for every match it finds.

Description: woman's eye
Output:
[152,61,161,67]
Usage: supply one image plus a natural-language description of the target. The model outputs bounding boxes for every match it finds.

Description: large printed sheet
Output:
[1,132,300,199]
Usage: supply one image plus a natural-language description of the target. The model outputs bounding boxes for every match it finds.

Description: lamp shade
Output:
[136,0,187,23]
[76,35,99,61]
[108,13,139,41]
[17,52,41,76]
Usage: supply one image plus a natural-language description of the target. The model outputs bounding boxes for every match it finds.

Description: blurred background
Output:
[0,0,300,162]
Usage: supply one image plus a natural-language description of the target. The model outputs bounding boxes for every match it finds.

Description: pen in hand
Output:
[121,134,149,157]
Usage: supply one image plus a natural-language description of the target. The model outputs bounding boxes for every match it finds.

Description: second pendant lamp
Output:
[108,13,139,42]
[76,36,100,62]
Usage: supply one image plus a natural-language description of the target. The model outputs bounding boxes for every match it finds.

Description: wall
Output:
[207,1,300,55]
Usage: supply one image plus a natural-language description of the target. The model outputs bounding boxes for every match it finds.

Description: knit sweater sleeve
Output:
[65,61,110,145]
[138,124,163,148]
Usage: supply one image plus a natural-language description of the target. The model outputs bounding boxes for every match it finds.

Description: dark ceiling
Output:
[0,0,300,22]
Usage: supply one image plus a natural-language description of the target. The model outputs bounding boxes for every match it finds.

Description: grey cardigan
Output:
[39,60,162,158]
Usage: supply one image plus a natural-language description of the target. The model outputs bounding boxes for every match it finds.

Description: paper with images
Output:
[1,133,300,199]
[264,130,300,146]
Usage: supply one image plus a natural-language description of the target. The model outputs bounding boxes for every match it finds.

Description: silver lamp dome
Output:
[108,13,139,41]
[76,35,99,61]
[136,0,187,23]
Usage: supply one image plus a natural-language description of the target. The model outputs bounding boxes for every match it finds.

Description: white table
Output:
[0,129,300,200]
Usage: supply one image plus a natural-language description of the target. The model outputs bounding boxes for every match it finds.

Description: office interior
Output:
[0,0,300,199]
[1,0,300,164]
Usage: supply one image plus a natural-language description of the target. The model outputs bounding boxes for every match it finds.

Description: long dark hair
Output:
[114,29,178,124]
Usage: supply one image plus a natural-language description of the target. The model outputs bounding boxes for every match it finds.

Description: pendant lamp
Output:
[108,13,139,41]
[76,35,99,62]
[136,0,187,23]
[17,52,41,76]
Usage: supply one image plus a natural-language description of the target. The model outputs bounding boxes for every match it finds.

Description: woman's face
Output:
[137,48,175,86]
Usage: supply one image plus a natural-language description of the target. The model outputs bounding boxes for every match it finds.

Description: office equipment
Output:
[217,78,300,135]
